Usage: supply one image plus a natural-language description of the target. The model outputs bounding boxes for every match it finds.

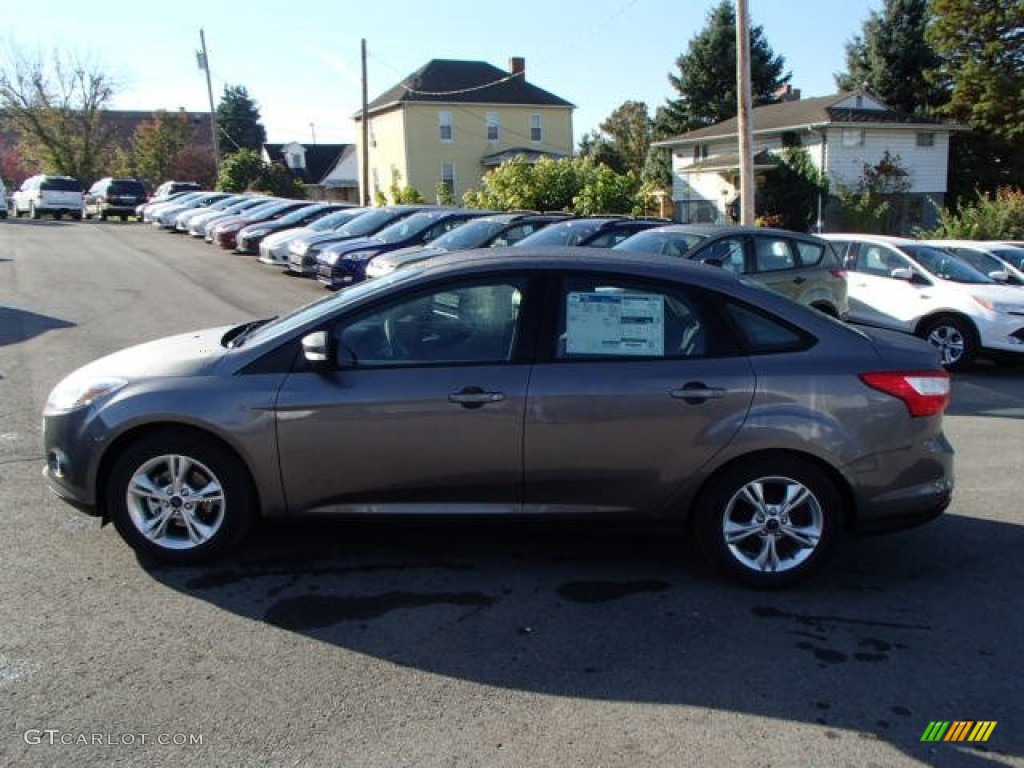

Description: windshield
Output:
[374,213,443,244]
[108,180,146,195]
[903,244,995,283]
[310,209,362,231]
[950,248,1005,276]
[337,209,408,237]
[429,219,505,250]
[613,230,707,258]
[242,267,427,346]
[990,246,1024,270]
[274,204,326,226]
[516,221,601,246]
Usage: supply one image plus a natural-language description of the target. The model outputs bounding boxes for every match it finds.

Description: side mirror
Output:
[890,268,914,281]
[301,330,335,370]
[701,256,725,268]
[989,270,1010,282]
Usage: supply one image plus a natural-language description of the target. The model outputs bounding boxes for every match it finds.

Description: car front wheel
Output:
[919,315,977,370]
[107,430,255,564]
[696,456,841,588]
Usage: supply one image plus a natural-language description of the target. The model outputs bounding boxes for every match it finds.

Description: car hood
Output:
[64,325,234,381]
[376,245,444,268]
[320,237,387,256]
[957,282,1024,306]
[265,227,312,246]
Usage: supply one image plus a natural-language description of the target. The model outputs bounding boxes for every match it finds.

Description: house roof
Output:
[358,59,575,118]
[655,92,951,147]
[263,143,351,185]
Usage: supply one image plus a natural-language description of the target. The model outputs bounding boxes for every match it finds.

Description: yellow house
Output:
[354,57,575,204]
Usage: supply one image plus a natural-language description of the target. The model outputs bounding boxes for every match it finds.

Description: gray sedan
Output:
[41,248,954,587]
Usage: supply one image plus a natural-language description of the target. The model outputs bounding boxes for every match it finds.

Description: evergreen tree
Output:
[927,0,1024,201]
[835,0,943,115]
[215,85,267,157]
[657,0,790,137]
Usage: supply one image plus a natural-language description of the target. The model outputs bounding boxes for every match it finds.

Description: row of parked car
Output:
[133,184,1024,371]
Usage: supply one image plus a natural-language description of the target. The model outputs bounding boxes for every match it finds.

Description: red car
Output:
[210,200,310,249]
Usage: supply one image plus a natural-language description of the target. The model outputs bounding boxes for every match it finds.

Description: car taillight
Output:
[860,371,950,417]
[830,268,847,279]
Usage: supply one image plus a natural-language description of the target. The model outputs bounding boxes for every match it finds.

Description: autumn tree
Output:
[657,0,790,136]
[0,44,118,183]
[834,0,944,116]
[215,85,267,157]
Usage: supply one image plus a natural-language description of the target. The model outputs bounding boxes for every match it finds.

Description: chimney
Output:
[509,57,525,78]
[775,84,801,102]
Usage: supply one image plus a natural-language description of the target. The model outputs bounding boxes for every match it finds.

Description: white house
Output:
[654,91,965,233]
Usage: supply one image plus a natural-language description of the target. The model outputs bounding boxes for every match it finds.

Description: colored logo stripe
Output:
[921,721,996,742]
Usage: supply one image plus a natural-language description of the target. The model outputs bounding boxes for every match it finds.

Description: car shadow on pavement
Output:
[145,512,1022,767]
[0,306,75,347]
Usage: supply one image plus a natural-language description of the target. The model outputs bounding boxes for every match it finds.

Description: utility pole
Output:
[197,28,221,177]
[735,0,754,225]
[361,38,370,206]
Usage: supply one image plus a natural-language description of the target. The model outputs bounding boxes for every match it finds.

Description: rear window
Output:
[41,178,82,192]
[108,180,146,195]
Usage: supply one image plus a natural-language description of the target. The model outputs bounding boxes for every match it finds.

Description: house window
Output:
[916,132,935,147]
[781,131,801,148]
[441,162,456,197]
[530,114,543,142]
[691,144,710,163]
[842,128,865,147]
[439,111,453,142]
[487,112,500,142]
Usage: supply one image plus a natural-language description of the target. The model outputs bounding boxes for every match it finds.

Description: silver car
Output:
[41,249,954,587]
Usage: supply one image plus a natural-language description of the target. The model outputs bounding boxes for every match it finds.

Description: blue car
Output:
[316,209,490,288]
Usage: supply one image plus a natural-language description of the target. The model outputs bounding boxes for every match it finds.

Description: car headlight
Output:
[44,375,127,415]
[245,228,269,238]
[323,252,340,265]
[292,242,309,255]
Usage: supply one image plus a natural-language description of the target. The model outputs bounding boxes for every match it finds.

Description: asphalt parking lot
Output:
[1,217,1022,768]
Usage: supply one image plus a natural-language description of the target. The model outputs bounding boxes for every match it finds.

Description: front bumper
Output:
[317,260,366,289]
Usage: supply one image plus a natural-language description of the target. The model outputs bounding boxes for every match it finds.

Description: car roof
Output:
[650,224,825,240]
[819,233,917,244]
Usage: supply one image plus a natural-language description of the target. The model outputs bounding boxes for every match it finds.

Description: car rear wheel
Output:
[918,314,977,370]
[696,456,841,588]
[107,431,255,564]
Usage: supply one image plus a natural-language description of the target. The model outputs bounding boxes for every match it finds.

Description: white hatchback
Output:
[822,233,1024,369]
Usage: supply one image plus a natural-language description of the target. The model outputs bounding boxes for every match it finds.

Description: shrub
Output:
[920,187,1024,239]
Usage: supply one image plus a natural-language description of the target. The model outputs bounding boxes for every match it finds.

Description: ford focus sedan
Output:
[42,249,954,587]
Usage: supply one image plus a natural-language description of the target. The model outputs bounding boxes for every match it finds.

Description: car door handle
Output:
[792,276,807,285]
[671,383,727,403]
[449,386,505,408]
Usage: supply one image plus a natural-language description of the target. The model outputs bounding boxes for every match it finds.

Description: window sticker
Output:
[565,292,665,356]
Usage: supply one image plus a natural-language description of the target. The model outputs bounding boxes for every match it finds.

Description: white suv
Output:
[11,175,84,220]
[822,233,1024,369]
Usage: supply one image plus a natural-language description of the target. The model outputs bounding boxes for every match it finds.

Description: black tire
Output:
[54,212,62,221]
[98,209,107,221]
[918,314,977,371]
[695,455,842,588]
[106,430,255,564]
[70,211,82,221]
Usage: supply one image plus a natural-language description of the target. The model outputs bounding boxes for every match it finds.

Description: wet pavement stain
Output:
[556,580,672,603]
[264,590,494,630]
[752,605,931,631]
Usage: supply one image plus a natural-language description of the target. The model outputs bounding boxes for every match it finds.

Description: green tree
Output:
[925,0,1024,203]
[580,101,653,176]
[131,110,196,187]
[215,85,267,157]
[834,0,944,115]
[657,0,790,136]
[758,148,829,232]
[927,0,1024,142]
[0,44,118,184]
[216,147,265,192]
[463,156,650,215]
